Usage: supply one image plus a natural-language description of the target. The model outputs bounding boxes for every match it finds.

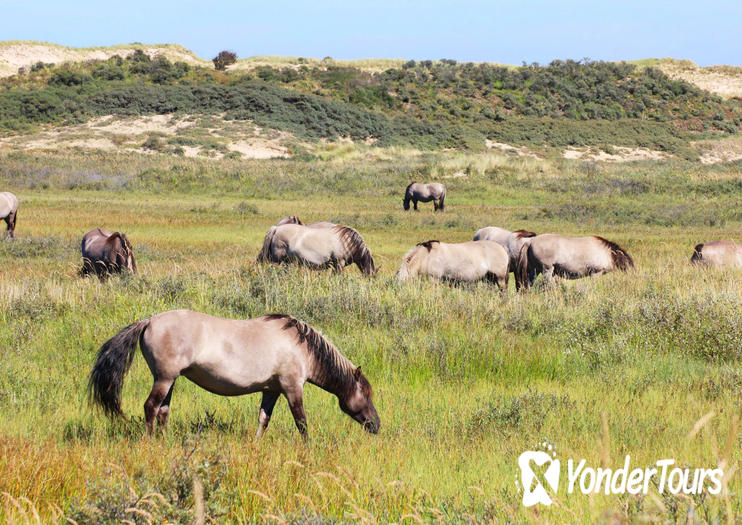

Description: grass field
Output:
[0,147,741,523]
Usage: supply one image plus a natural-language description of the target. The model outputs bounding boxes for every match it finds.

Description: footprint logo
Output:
[517,443,560,507]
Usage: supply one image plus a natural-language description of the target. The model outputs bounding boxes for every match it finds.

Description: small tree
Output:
[213,50,237,71]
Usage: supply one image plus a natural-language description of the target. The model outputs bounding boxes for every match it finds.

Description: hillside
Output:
[631,58,742,100]
[0,41,208,77]
[0,42,741,159]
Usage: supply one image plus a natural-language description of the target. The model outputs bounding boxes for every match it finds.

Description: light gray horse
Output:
[473,226,536,289]
[257,223,377,275]
[515,234,634,289]
[89,310,380,438]
[396,240,509,291]
[80,228,137,280]
[403,182,446,212]
[0,192,18,239]
[691,240,742,268]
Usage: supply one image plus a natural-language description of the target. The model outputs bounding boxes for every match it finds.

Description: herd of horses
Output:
[3,182,742,438]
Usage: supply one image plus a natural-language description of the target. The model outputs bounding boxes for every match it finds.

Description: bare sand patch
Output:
[0,42,207,77]
[563,146,670,162]
[228,140,288,159]
[694,135,742,164]
[0,114,294,160]
[87,115,193,136]
[485,140,541,159]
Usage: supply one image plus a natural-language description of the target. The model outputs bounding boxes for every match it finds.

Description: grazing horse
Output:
[473,227,536,289]
[403,182,446,212]
[275,216,336,229]
[515,234,634,289]
[0,192,18,239]
[88,310,380,438]
[257,224,377,275]
[396,240,509,291]
[691,240,742,268]
[81,228,137,280]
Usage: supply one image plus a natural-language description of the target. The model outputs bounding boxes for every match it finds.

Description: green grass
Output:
[0,148,741,523]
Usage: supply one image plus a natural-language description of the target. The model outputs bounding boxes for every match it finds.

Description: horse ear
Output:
[354,366,362,379]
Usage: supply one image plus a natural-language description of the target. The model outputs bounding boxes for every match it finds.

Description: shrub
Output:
[212,50,237,71]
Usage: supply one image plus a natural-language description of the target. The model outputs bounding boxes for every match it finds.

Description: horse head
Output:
[339,366,380,434]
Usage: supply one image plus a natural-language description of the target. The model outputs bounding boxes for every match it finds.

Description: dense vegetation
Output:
[2,52,740,155]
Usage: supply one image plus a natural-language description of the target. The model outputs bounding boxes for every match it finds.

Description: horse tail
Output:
[596,236,634,271]
[690,243,704,265]
[88,319,150,417]
[403,182,415,210]
[515,242,530,290]
[396,245,422,281]
[256,226,278,263]
[438,187,445,211]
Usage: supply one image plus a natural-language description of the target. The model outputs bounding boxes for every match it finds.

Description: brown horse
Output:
[396,240,510,291]
[88,310,380,438]
[81,228,137,280]
[515,234,634,289]
[473,226,536,289]
[403,182,446,212]
[0,192,18,239]
[275,216,336,229]
[691,240,742,268]
[257,223,377,275]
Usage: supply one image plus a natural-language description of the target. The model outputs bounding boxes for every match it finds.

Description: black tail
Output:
[691,243,704,265]
[515,243,530,290]
[438,190,445,211]
[256,226,278,263]
[88,319,150,417]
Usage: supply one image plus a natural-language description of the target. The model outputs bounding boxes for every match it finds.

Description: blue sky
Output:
[1,0,739,65]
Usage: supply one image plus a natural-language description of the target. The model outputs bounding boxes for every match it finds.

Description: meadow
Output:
[0,146,741,523]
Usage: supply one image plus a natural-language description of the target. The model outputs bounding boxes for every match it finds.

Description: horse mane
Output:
[333,225,376,275]
[594,236,634,270]
[417,240,439,251]
[404,182,416,195]
[513,230,537,238]
[264,314,371,399]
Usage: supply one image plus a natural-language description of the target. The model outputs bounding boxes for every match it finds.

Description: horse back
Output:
[142,310,309,394]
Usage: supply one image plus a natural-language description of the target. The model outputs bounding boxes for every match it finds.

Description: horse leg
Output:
[413,199,418,211]
[6,211,16,239]
[2,215,9,239]
[255,391,280,441]
[542,265,555,286]
[144,378,175,435]
[283,387,308,439]
[486,272,509,294]
[497,273,508,294]
[156,381,176,430]
[433,200,439,211]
